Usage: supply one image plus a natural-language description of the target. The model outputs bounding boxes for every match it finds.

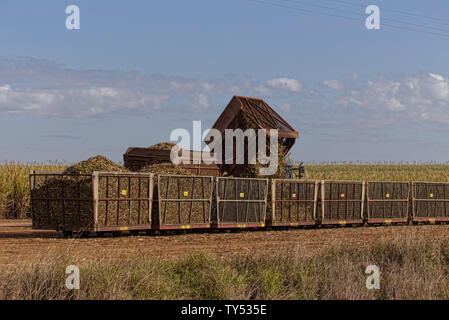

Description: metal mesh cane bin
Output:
[412,182,449,223]
[270,179,318,226]
[367,181,410,224]
[320,180,365,225]
[154,175,214,230]
[30,171,154,233]
[214,177,268,228]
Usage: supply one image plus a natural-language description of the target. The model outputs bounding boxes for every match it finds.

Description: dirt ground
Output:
[1,220,449,266]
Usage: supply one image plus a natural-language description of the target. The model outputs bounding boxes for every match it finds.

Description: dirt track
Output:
[1,220,449,266]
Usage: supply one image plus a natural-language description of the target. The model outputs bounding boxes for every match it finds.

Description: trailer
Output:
[153,174,214,230]
[30,171,154,236]
[124,147,222,176]
[366,181,410,224]
[270,179,318,227]
[412,182,449,223]
[319,180,365,226]
[213,177,269,229]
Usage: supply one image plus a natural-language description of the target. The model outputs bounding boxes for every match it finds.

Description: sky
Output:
[1,0,449,163]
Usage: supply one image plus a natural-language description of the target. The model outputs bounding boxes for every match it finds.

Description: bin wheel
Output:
[130,230,139,236]
[112,231,121,237]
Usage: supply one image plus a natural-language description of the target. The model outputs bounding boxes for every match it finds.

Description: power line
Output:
[285,0,449,34]
[248,0,362,23]
[329,0,449,23]
[246,0,449,38]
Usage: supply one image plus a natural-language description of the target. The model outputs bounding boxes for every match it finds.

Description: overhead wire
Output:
[246,0,449,38]
[328,0,449,23]
[285,0,449,34]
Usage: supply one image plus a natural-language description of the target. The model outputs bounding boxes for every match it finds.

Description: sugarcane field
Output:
[2,1,449,309]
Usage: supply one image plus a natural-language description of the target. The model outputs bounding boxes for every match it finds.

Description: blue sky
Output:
[1,0,449,163]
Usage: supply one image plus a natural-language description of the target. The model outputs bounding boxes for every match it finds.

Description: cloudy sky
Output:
[1,0,449,163]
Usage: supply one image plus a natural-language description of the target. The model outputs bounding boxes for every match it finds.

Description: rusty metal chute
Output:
[207,95,299,176]
[210,95,298,142]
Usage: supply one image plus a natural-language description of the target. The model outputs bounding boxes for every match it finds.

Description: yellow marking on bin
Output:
[183,191,188,197]
[430,193,434,198]
[181,225,191,229]
[239,193,245,198]
[339,220,347,225]
[119,227,129,231]
[429,218,436,224]
[385,193,390,198]
[121,190,127,196]
[384,219,392,224]
[340,193,345,198]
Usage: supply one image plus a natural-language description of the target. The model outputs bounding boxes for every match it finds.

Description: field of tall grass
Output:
[0,162,66,219]
[303,163,449,182]
[2,235,449,299]
[2,162,449,219]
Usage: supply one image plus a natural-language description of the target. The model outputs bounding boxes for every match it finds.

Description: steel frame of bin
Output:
[30,170,154,233]
[214,176,269,229]
[412,181,449,223]
[156,174,214,230]
[366,181,410,224]
[271,179,319,227]
[320,180,365,225]
[91,171,154,232]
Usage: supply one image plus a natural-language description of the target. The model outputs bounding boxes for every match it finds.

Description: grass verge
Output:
[2,235,449,299]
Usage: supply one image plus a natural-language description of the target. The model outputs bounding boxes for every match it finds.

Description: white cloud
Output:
[0,57,303,118]
[266,77,302,92]
[6,57,448,131]
[0,84,168,117]
[337,72,449,126]
[323,79,343,91]
[278,102,292,112]
[191,93,209,111]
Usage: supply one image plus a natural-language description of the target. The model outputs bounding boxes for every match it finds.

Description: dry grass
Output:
[0,162,66,219]
[1,235,449,299]
[304,163,449,182]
